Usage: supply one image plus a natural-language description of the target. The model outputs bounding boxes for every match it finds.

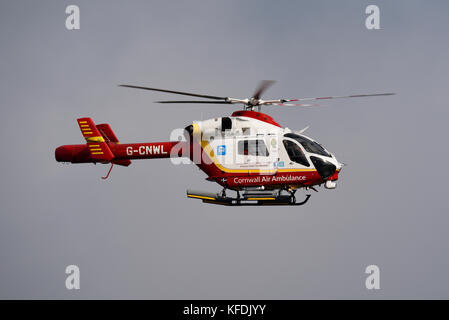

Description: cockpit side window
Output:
[283,140,310,167]
[238,139,269,157]
[284,133,330,157]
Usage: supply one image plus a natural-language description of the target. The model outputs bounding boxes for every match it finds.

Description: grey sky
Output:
[0,0,448,299]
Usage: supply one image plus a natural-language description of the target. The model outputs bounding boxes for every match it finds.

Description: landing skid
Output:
[187,189,311,206]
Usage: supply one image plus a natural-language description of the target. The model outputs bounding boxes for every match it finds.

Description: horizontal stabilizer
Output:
[96,123,119,143]
[77,118,114,162]
[96,123,131,167]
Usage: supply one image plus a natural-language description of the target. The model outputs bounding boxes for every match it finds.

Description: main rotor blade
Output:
[119,85,228,100]
[252,80,276,100]
[270,103,317,107]
[157,100,233,104]
[294,92,395,102]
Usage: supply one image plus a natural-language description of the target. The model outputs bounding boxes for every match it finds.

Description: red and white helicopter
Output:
[55,81,394,206]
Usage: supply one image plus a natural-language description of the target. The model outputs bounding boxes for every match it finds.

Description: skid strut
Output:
[186,189,311,206]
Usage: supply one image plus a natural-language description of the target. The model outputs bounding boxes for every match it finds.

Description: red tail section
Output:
[55,118,181,168]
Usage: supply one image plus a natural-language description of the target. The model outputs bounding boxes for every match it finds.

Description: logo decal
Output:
[217,145,226,156]
[274,161,284,168]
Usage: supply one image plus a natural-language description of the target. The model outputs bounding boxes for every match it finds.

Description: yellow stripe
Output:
[192,123,316,174]
[278,169,315,172]
[247,197,276,201]
[80,124,90,127]
[81,127,91,131]
[89,148,102,151]
[85,136,105,143]
[89,144,100,147]
[79,121,87,124]
[83,132,93,135]
[187,194,216,201]
[91,152,104,155]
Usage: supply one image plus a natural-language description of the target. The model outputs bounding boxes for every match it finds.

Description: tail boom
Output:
[55,141,184,164]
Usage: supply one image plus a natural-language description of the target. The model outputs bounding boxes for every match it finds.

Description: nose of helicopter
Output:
[310,156,337,180]
[336,161,344,171]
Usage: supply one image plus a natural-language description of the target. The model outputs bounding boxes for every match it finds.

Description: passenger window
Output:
[283,140,310,167]
[238,140,269,157]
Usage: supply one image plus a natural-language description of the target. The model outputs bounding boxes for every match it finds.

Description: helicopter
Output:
[55,81,394,206]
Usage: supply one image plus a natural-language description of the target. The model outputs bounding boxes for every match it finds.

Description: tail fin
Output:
[96,123,131,167]
[77,118,114,162]
[96,123,119,143]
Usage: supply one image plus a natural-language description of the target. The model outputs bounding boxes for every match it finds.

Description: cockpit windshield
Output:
[283,140,310,167]
[284,133,331,157]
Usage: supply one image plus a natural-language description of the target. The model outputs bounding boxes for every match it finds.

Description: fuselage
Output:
[186,110,342,191]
